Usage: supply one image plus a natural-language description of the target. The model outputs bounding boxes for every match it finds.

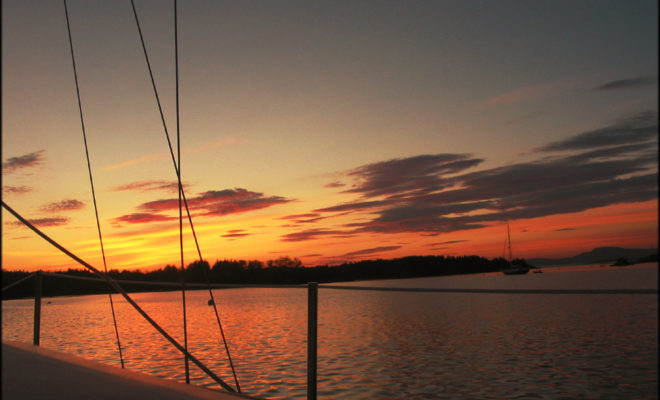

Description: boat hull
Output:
[502,267,530,275]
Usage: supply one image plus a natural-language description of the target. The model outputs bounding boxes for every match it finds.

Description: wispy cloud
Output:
[221,229,251,239]
[281,228,355,242]
[114,188,291,225]
[283,111,658,241]
[344,246,401,257]
[425,240,469,247]
[593,76,655,91]
[41,199,85,213]
[2,185,32,195]
[344,154,483,198]
[102,152,168,171]
[112,180,186,194]
[113,212,176,226]
[2,150,45,174]
[278,213,327,224]
[102,137,243,172]
[536,111,657,152]
[324,181,346,188]
[139,188,291,217]
[6,217,69,228]
[485,81,568,106]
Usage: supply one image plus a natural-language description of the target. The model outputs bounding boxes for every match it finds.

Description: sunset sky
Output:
[2,0,658,272]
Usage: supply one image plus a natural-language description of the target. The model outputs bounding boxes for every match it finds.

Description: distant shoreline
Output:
[3,258,657,301]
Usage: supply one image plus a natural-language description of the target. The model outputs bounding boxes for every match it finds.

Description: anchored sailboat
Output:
[502,222,530,275]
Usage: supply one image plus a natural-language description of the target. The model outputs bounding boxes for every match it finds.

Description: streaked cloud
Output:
[6,217,69,228]
[114,188,291,226]
[425,240,469,247]
[283,111,658,241]
[278,213,327,224]
[485,81,568,106]
[113,212,176,225]
[221,229,251,239]
[2,185,32,195]
[314,200,386,213]
[2,150,45,174]
[281,228,355,242]
[324,181,346,188]
[343,154,483,198]
[344,246,401,257]
[103,138,242,172]
[112,180,186,194]
[102,152,168,171]
[593,76,655,91]
[536,111,657,152]
[138,188,291,217]
[41,199,85,213]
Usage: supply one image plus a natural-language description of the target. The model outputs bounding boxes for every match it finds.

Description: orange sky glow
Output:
[2,1,658,273]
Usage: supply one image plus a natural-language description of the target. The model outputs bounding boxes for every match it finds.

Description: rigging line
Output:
[130,0,240,390]
[207,283,242,392]
[129,0,202,261]
[63,0,125,369]
[1,201,236,393]
[174,0,191,385]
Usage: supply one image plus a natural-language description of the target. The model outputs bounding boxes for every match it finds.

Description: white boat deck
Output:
[2,341,260,400]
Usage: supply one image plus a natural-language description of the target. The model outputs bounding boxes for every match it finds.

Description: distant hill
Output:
[527,247,658,267]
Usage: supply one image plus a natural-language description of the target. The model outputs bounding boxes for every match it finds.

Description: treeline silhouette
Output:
[2,255,517,299]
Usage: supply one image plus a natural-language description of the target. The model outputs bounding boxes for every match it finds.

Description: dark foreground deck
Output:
[2,341,259,400]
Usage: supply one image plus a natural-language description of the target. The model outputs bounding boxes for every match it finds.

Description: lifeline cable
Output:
[129,0,240,390]
[63,0,125,369]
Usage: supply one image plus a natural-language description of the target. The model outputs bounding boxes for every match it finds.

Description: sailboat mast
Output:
[507,222,513,262]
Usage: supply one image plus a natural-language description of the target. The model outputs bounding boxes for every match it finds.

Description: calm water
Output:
[2,264,658,399]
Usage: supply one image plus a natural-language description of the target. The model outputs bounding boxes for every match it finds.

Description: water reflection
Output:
[2,264,657,399]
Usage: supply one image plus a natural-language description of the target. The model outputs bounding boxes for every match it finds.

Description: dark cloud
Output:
[344,246,401,257]
[555,227,576,231]
[112,180,186,193]
[593,77,655,91]
[6,217,69,228]
[2,186,32,194]
[221,232,251,239]
[283,111,658,241]
[138,188,291,217]
[41,199,85,213]
[113,213,176,225]
[222,229,250,239]
[563,143,653,162]
[279,213,320,220]
[537,111,657,152]
[278,213,327,224]
[344,154,483,198]
[281,228,355,242]
[425,240,469,247]
[314,200,386,213]
[2,150,45,174]
[324,181,346,188]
